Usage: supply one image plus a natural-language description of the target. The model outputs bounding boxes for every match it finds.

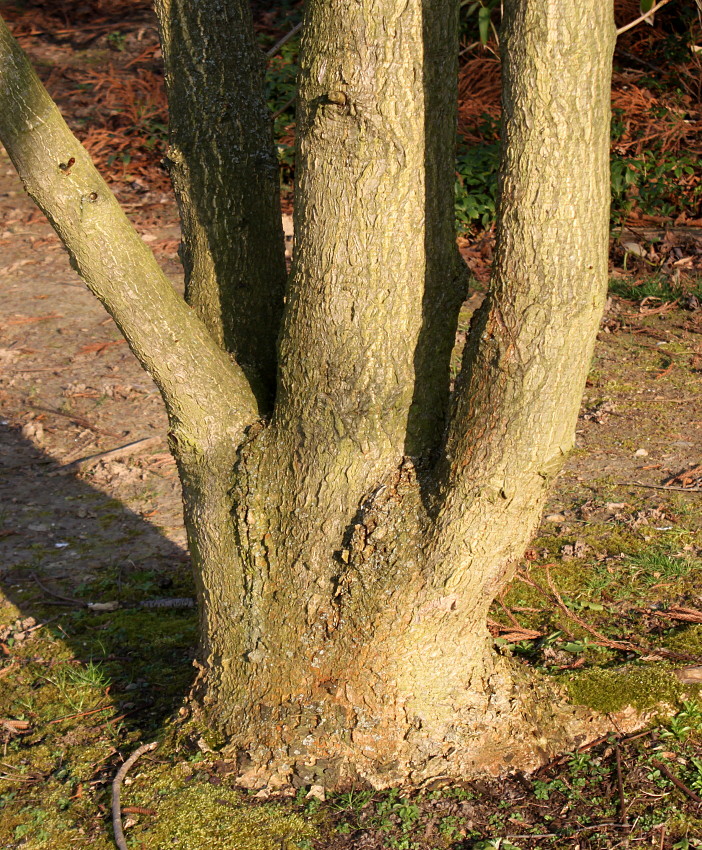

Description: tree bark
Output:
[154,0,287,405]
[181,0,619,789]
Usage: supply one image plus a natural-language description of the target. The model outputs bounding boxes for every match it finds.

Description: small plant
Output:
[106,30,127,51]
[661,701,702,742]
[44,660,110,713]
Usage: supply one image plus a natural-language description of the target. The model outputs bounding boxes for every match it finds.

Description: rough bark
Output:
[180,0,620,789]
[154,0,287,405]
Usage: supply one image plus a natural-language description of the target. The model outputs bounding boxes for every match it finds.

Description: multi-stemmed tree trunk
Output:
[0,0,617,787]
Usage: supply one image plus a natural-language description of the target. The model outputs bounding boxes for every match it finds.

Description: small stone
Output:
[545,513,566,523]
[634,448,649,457]
[306,784,326,801]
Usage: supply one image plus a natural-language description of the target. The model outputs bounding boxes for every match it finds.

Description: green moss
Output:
[130,766,317,849]
[665,625,702,657]
[566,664,682,713]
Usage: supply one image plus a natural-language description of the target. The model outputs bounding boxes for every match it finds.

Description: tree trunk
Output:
[179,0,619,788]
[0,0,619,790]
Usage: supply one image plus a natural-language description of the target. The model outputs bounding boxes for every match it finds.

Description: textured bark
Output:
[0,0,621,790]
[155,0,287,404]
[180,0,619,788]
[427,0,616,597]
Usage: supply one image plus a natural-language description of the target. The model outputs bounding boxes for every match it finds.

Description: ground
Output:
[2,2,702,848]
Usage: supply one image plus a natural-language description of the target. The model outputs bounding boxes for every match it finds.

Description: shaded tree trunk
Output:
[0,0,617,788]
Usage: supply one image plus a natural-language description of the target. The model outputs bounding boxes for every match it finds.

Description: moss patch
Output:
[566,664,683,713]
[129,766,317,849]
[665,624,702,658]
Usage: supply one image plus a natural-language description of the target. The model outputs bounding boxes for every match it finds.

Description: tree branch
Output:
[0,15,259,442]
[427,0,617,595]
[154,0,287,408]
[272,0,462,476]
[616,0,673,37]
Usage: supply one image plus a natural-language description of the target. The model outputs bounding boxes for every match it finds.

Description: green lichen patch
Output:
[565,664,684,714]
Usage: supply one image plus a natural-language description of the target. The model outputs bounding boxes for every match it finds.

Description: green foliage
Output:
[105,30,126,52]
[265,37,299,193]
[460,0,501,46]
[454,140,500,229]
[609,273,702,303]
[610,151,701,225]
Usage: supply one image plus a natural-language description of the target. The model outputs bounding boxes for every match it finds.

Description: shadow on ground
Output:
[0,418,198,739]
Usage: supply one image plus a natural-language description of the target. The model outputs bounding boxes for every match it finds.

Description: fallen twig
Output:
[661,607,702,625]
[616,744,628,825]
[62,436,161,470]
[517,567,702,663]
[0,663,19,679]
[121,806,156,816]
[112,742,158,850]
[21,401,120,437]
[48,703,112,725]
[624,482,702,492]
[1,719,30,733]
[651,760,702,805]
[31,573,87,608]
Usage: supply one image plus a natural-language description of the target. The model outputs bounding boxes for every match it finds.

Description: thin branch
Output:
[616,0,674,37]
[625,481,702,492]
[31,572,87,607]
[62,436,161,470]
[112,742,158,850]
[651,760,702,804]
[266,21,302,58]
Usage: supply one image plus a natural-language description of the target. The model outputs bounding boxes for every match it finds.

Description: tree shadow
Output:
[0,420,197,738]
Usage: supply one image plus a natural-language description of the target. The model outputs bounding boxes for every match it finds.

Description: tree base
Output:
[184,657,648,792]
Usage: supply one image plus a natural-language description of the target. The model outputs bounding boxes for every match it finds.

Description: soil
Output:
[0,144,188,601]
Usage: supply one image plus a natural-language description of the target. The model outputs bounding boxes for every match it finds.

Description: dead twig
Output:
[112,742,158,850]
[616,0,675,37]
[62,436,161,470]
[31,573,88,608]
[48,703,112,725]
[0,663,19,679]
[265,21,302,58]
[517,567,702,663]
[651,760,702,805]
[625,481,702,492]
[616,744,629,825]
[21,401,120,437]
